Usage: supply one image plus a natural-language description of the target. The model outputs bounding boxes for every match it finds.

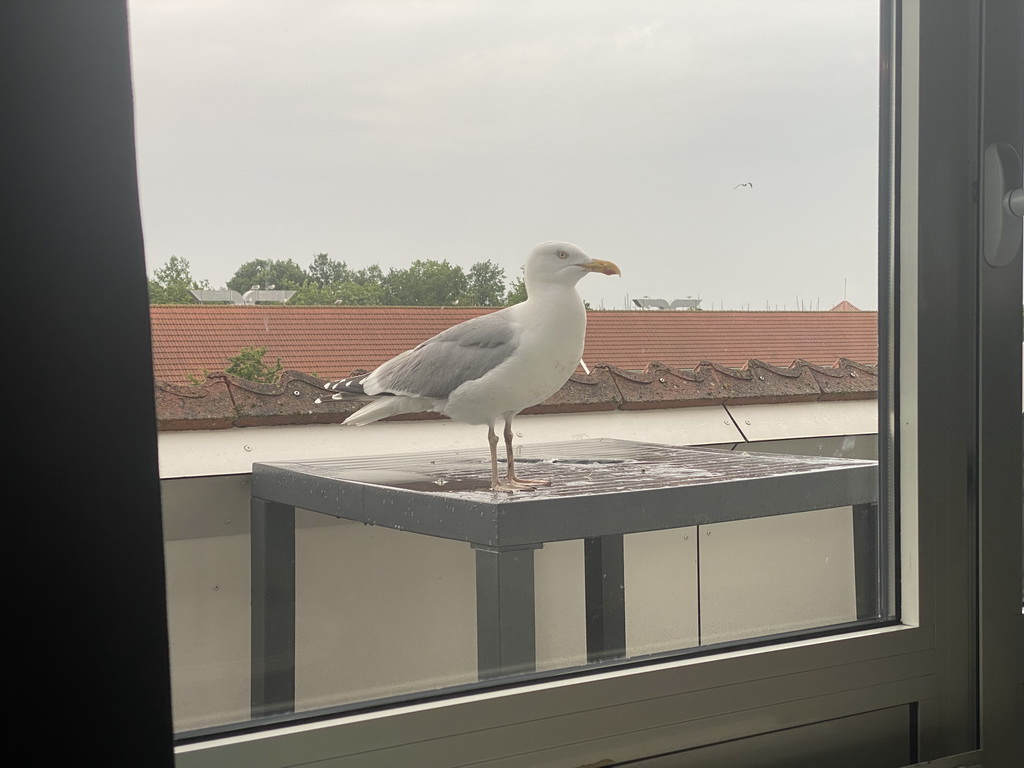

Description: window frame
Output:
[174,1,1021,763]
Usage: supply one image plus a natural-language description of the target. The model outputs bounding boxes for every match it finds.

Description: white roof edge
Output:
[157,401,878,480]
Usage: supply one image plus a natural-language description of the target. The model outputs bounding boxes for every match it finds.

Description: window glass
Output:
[130,0,885,734]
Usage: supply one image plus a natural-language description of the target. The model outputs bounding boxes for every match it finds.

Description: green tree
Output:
[148,255,209,304]
[289,280,386,306]
[308,253,352,286]
[288,258,390,305]
[332,281,386,305]
[227,259,308,294]
[286,282,336,306]
[505,275,528,305]
[352,264,384,287]
[224,346,283,383]
[383,259,469,306]
[464,260,507,306]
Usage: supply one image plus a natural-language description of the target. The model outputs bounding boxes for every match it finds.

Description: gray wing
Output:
[367,309,521,399]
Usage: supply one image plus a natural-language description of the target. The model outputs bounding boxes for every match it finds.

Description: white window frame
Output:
[170,2,1021,766]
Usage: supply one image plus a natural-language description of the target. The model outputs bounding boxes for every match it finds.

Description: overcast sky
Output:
[128,0,880,311]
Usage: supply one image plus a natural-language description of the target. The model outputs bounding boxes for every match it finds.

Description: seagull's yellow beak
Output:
[581,259,621,276]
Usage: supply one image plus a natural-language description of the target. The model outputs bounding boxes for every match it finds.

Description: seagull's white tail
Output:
[342,396,437,426]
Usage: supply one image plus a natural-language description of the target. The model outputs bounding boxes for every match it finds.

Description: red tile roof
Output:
[149,306,878,385]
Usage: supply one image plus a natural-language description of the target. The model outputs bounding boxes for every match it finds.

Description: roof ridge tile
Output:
[154,355,878,432]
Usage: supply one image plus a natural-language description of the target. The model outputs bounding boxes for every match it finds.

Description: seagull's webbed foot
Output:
[491,478,538,494]
[508,471,551,487]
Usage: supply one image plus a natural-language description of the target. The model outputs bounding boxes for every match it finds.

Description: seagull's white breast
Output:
[442,291,587,425]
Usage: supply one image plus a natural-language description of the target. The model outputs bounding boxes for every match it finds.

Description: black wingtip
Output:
[324,375,368,396]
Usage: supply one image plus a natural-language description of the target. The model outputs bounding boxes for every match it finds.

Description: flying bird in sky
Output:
[322,241,621,492]
[732,182,754,190]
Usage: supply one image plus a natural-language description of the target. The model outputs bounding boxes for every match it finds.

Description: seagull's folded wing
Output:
[368,309,522,399]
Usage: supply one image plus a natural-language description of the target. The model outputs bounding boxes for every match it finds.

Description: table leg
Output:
[251,497,296,718]
[474,544,539,679]
[584,535,626,662]
[852,502,887,621]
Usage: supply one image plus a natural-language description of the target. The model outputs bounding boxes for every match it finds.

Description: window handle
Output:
[982,143,1024,267]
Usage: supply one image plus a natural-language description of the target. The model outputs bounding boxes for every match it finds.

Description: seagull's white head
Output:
[524,241,621,290]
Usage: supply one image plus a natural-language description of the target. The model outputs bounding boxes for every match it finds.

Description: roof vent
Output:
[632,297,702,310]
[189,288,297,305]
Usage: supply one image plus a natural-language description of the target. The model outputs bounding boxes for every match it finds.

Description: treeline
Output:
[148,254,527,307]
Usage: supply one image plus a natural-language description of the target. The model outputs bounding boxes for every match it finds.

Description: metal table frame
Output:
[249,439,882,718]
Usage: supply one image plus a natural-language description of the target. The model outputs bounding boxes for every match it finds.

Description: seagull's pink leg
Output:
[504,418,551,487]
[489,425,535,492]
[488,425,500,488]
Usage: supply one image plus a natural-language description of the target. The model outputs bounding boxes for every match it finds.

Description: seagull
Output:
[323,241,621,492]
[732,182,753,190]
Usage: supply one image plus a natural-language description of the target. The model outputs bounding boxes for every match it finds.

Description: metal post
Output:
[852,502,884,621]
[250,497,296,717]
[474,544,538,679]
[584,535,626,662]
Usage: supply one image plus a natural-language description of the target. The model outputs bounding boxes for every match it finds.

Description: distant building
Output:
[829,300,861,312]
[632,298,702,310]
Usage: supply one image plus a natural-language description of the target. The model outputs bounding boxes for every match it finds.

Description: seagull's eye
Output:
[556,250,568,260]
